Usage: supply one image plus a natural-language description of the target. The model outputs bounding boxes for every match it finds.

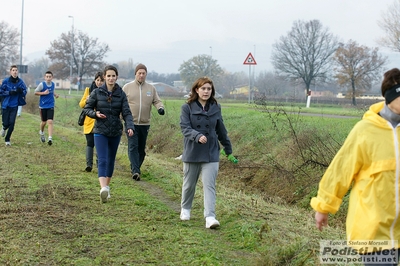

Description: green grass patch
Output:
[0,96,365,265]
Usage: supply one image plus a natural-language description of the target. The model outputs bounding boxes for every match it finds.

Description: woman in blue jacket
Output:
[0,65,27,146]
[84,65,134,203]
[179,77,233,229]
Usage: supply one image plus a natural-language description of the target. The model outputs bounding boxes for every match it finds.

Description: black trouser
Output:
[2,106,18,142]
[127,125,150,174]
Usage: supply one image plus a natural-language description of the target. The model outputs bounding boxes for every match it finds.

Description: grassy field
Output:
[0,92,364,265]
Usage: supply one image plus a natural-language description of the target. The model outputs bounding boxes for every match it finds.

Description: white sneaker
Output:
[1,128,5,137]
[39,131,45,143]
[206,217,220,229]
[180,208,191,220]
[5,141,11,146]
[100,187,109,203]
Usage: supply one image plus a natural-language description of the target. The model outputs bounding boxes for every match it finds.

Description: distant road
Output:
[257,108,362,119]
[296,112,361,119]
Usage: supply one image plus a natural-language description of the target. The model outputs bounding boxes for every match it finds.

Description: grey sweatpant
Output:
[181,162,219,218]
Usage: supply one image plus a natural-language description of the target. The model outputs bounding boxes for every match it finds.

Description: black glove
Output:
[158,108,165,115]
[16,87,23,94]
[9,91,18,96]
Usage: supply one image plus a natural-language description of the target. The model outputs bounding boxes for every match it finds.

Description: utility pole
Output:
[17,0,24,117]
[68,16,74,94]
[19,0,24,70]
[209,46,212,77]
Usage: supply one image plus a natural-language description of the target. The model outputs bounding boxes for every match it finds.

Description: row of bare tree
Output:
[272,19,387,105]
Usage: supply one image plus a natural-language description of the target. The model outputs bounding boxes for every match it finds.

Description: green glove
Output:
[220,149,227,156]
[220,149,238,164]
[227,154,238,164]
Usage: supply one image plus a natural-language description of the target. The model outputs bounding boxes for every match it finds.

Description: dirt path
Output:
[136,180,181,213]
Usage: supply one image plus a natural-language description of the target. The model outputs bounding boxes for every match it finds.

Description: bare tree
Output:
[271,20,339,97]
[114,58,135,79]
[179,54,223,87]
[20,57,51,88]
[28,57,50,79]
[333,40,387,105]
[377,0,400,52]
[255,71,288,96]
[46,30,110,88]
[0,21,20,76]
[214,71,247,96]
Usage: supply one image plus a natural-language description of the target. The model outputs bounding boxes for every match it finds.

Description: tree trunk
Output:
[352,83,357,106]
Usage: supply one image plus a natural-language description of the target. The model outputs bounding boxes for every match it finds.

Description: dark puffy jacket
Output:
[84,84,134,137]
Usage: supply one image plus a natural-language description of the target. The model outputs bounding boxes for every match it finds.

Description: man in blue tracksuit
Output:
[0,65,27,146]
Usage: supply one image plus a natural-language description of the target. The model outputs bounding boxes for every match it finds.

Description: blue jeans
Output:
[127,125,149,174]
[94,134,121,178]
[2,107,18,142]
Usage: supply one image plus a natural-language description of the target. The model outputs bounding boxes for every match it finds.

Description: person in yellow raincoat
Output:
[79,72,104,172]
[311,68,400,265]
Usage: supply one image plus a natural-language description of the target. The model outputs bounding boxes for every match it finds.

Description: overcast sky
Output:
[2,0,399,74]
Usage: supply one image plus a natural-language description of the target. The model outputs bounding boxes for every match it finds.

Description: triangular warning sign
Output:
[243,53,257,65]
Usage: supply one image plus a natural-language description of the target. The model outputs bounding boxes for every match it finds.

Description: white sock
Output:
[39,131,44,135]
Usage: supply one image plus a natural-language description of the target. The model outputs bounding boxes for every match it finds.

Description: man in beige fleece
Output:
[122,64,165,181]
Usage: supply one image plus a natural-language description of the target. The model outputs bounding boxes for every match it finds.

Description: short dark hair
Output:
[10,65,18,71]
[94,71,104,81]
[104,65,118,76]
[45,71,53,76]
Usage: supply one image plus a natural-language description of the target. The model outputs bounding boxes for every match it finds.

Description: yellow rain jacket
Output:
[311,101,400,250]
[79,87,95,134]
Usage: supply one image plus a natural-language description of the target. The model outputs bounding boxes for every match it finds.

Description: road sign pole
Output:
[243,52,257,104]
[248,65,251,104]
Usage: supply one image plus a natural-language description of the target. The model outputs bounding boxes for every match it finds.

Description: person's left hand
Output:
[199,135,207,144]
[16,87,23,94]
[127,128,134,137]
[158,108,165,115]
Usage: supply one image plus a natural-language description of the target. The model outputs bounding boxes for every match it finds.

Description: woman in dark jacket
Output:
[84,65,134,203]
[179,77,233,229]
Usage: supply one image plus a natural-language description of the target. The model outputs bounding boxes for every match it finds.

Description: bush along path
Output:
[0,113,346,265]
